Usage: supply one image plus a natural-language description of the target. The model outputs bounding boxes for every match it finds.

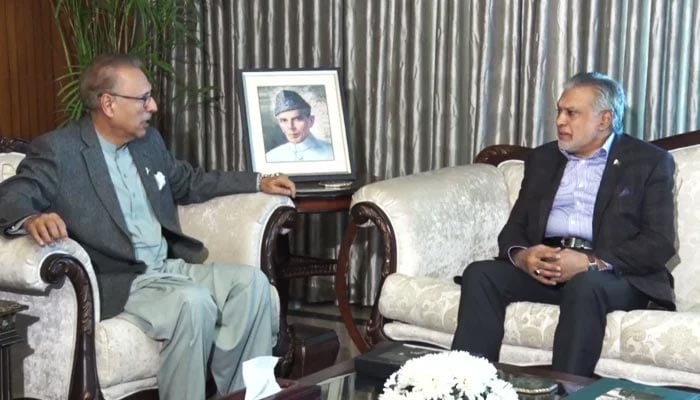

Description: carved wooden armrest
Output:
[336,202,396,353]
[0,136,29,153]
[474,144,530,166]
[260,206,297,376]
[40,254,101,400]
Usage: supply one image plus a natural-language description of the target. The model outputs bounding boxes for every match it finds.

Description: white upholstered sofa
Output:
[336,130,700,389]
[0,138,297,400]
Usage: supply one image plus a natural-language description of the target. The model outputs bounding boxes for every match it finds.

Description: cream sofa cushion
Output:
[383,321,454,349]
[96,319,161,390]
[619,309,700,374]
[378,274,460,335]
[595,358,700,388]
[378,273,625,359]
[502,304,625,360]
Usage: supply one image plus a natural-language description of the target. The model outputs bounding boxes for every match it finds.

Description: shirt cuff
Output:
[507,246,526,267]
[598,258,613,271]
[4,215,34,235]
[256,173,262,191]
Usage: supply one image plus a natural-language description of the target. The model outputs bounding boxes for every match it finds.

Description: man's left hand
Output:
[552,249,589,282]
[260,175,296,198]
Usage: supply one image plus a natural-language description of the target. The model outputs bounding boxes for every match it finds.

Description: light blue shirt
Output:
[97,134,168,271]
[265,134,334,162]
[545,133,616,241]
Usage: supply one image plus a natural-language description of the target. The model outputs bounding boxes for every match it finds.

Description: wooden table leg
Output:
[0,301,27,400]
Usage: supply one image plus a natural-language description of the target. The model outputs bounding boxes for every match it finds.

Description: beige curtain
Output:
[160,0,700,305]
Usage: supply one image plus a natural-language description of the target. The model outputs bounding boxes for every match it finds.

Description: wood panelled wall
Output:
[0,0,65,141]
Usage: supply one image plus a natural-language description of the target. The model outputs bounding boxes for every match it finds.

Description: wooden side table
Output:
[274,186,356,377]
[278,186,355,295]
[282,187,355,277]
[0,300,28,400]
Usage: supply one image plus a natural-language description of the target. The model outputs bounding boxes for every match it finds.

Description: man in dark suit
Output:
[0,54,296,399]
[451,72,676,377]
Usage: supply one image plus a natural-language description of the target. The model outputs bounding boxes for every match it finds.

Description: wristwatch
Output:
[256,172,282,190]
[586,254,599,271]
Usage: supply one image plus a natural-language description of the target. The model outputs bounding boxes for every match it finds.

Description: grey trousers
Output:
[117,259,274,400]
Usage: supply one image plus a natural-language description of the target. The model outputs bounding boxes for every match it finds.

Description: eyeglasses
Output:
[105,92,154,108]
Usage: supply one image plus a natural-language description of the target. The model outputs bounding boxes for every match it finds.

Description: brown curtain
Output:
[160,0,700,305]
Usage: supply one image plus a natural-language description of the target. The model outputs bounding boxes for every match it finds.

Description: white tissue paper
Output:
[243,356,282,400]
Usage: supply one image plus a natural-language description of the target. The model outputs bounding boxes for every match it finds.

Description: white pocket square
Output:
[154,171,166,191]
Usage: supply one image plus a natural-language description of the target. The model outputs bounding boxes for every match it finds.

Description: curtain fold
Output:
[161,0,700,306]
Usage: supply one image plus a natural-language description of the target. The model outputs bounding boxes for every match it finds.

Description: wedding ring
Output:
[535,269,541,276]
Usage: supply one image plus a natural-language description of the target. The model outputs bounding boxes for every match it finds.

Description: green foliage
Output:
[52,0,200,122]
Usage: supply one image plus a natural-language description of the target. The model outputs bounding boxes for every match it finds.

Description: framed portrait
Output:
[237,68,353,182]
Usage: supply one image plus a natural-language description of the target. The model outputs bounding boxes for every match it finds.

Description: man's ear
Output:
[308,115,315,127]
[100,94,115,118]
[599,110,612,131]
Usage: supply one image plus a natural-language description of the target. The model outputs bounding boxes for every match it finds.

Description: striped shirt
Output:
[545,133,615,241]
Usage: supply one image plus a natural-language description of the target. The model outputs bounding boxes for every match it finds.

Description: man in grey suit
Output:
[0,54,296,399]
[451,72,676,377]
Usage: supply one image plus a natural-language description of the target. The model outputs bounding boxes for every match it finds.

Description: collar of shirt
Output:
[545,132,616,242]
[289,134,319,152]
[95,130,128,155]
[560,132,616,163]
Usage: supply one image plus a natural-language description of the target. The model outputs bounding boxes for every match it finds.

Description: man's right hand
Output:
[512,244,562,285]
[260,175,296,198]
[24,213,68,246]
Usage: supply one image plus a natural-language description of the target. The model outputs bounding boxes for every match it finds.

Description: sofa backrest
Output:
[666,145,700,311]
[495,145,700,312]
[352,164,511,279]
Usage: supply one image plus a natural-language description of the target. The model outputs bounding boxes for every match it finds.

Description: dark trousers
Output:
[450,259,649,376]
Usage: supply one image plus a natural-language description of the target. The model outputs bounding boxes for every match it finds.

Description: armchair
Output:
[0,137,297,399]
[336,130,700,389]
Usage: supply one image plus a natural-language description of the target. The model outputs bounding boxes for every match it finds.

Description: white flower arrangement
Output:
[380,351,518,400]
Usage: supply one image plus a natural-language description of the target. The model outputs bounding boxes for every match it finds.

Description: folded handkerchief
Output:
[154,171,166,191]
[243,356,281,400]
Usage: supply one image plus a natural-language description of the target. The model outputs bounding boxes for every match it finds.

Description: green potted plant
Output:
[52,0,202,123]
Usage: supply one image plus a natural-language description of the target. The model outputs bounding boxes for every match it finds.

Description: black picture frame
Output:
[237,67,353,182]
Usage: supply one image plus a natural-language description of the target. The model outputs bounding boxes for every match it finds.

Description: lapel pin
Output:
[613,159,620,166]
[145,167,150,175]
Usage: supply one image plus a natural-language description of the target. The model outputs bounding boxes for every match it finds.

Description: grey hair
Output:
[79,54,143,110]
[564,72,625,134]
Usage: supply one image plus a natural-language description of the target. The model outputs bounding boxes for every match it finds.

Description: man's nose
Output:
[146,97,158,113]
[556,112,566,126]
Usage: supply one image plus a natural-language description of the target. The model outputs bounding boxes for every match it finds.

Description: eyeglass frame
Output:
[103,91,154,107]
